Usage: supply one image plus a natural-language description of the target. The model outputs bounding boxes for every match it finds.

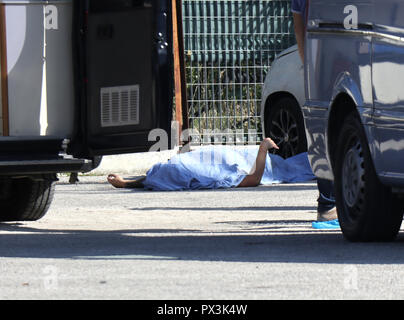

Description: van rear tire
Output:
[0,174,56,222]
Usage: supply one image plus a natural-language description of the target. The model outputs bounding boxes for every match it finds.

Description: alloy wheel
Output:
[269,107,299,158]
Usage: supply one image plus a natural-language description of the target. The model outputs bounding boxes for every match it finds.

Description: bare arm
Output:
[237,138,279,188]
[293,12,305,63]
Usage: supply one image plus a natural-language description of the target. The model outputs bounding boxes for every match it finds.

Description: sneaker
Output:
[316,207,338,222]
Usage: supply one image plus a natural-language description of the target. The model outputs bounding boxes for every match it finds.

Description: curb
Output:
[89,149,179,176]
[87,145,261,177]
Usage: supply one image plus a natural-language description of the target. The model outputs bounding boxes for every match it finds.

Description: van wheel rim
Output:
[342,140,365,209]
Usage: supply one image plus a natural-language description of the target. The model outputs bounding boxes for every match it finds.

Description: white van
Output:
[0,0,174,221]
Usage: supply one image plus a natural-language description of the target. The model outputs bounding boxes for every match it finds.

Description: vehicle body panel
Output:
[5,1,75,137]
[370,1,404,186]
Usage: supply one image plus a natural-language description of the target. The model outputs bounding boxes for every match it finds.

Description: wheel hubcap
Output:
[342,141,365,208]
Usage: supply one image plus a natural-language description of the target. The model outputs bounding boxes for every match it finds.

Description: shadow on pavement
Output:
[133,206,317,212]
[1,222,404,264]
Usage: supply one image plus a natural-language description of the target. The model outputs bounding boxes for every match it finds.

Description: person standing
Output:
[291,0,337,222]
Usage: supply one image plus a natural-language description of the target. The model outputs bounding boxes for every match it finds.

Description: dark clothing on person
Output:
[317,179,336,213]
[292,0,336,214]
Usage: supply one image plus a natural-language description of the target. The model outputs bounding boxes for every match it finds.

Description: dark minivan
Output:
[304,0,404,241]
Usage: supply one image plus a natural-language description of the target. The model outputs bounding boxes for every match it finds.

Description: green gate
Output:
[183,0,295,144]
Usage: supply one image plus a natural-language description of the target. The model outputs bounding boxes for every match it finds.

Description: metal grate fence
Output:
[182,0,295,145]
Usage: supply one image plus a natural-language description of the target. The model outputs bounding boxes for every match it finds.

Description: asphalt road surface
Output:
[1,175,404,300]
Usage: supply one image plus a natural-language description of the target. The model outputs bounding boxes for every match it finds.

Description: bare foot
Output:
[107,174,127,188]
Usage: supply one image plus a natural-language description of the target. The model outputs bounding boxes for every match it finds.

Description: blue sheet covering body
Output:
[143,146,315,191]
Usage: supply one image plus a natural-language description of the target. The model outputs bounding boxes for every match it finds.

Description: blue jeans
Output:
[317,179,335,212]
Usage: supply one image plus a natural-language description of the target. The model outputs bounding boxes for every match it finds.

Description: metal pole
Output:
[172,0,189,146]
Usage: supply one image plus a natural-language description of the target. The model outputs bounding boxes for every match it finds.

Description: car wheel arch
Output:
[327,73,367,163]
[327,92,364,172]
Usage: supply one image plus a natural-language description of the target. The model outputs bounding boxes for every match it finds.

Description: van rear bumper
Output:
[0,137,95,175]
[0,158,94,176]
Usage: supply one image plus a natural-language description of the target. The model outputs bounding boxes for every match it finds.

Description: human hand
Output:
[260,137,279,150]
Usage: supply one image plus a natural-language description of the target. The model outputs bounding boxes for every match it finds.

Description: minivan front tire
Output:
[334,112,404,242]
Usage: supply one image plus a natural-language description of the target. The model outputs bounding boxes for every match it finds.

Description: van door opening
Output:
[70,0,174,158]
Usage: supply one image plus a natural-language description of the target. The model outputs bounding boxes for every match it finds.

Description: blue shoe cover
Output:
[312,219,340,229]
